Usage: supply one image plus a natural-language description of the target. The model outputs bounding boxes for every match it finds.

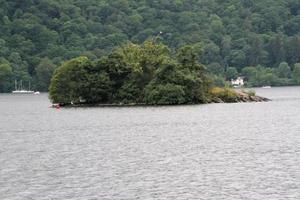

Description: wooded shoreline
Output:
[53,91,270,108]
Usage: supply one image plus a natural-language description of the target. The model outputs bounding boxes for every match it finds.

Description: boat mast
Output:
[15,80,17,91]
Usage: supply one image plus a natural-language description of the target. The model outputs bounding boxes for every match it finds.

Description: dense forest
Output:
[50,41,265,105]
[50,42,212,105]
[1,0,300,92]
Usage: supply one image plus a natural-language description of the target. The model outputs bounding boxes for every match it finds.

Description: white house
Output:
[231,77,244,86]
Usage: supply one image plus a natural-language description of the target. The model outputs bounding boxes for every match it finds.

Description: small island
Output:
[49,41,269,107]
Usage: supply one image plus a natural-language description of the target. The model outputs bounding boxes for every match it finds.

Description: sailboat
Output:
[12,80,34,94]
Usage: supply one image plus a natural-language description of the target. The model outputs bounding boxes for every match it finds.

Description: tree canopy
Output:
[49,41,211,105]
[1,0,300,90]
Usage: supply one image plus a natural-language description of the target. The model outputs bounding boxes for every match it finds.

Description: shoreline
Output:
[52,91,271,108]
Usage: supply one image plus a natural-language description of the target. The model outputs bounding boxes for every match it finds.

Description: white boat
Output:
[34,91,40,95]
[12,90,34,94]
[262,86,272,89]
[12,80,35,94]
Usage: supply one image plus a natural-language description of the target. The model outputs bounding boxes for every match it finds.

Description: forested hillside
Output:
[1,0,300,92]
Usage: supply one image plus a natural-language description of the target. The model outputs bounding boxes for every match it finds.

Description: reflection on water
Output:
[1,87,300,199]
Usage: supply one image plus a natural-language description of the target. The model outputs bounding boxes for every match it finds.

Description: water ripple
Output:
[1,88,300,199]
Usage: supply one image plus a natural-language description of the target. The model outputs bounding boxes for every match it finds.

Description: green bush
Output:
[144,83,186,105]
[49,42,211,105]
[210,87,238,102]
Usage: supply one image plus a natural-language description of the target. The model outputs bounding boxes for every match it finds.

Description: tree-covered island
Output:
[49,41,269,106]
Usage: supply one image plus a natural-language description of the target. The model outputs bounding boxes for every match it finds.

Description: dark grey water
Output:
[1,87,300,200]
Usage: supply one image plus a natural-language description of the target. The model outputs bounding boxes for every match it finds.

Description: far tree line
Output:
[1,0,300,92]
[211,61,300,87]
[2,51,300,93]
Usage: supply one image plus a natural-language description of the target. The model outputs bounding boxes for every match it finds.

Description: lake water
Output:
[1,87,300,200]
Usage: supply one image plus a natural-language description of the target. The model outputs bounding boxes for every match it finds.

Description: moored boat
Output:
[12,80,35,94]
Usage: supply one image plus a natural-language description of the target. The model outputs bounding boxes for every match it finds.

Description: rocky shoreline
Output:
[212,91,271,103]
[52,91,270,108]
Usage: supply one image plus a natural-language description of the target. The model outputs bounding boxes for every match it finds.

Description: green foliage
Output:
[207,62,224,75]
[144,83,186,105]
[0,63,13,92]
[241,64,297,87]
[49,42,211,105]
[211,75,226,87]
[49,56,111,104]
[277,62,291,78]
[210,87,238,103]
[36,58,56,91]
[242,67,257,79]
[2,0,300,91]
[292,63,300,84]
[225,67,238,80]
